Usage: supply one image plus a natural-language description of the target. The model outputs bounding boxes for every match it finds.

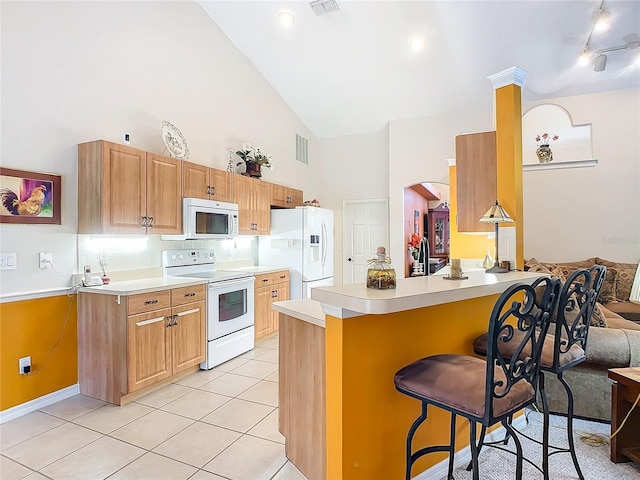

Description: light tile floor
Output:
[0,335,309,480]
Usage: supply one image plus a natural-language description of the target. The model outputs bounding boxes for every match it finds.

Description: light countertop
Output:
[310,270,544,318]
[222,266,290,275]
[273,299,326,328]
[77,276,209,296]
[76,265,290,296]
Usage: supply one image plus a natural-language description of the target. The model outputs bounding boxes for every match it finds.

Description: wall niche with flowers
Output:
[522,104,597,171]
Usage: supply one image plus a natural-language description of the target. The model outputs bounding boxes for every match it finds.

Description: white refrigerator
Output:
[259,206,333,299]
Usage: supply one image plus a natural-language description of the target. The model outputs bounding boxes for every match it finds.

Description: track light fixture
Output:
[579,0,640,72]
[593,53,607,72]
[593,8,611,32]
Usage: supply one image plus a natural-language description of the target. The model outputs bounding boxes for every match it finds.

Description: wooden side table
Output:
[608,367,640,463]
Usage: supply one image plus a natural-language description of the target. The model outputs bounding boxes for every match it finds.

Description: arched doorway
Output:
[403,182,450,278]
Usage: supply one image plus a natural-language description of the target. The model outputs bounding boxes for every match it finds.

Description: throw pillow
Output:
[590,302,608,328]
[614,268,635,302]
[597,267,618,304]
[596,258,639,302]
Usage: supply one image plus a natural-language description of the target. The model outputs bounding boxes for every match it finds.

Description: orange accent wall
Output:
[325,294,503,479]
[495,84,524,270]
[448,164,494,259]
[403,188,431,277]
[0,295,78,411]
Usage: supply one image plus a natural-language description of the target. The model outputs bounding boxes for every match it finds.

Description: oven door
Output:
[207,277,255,340]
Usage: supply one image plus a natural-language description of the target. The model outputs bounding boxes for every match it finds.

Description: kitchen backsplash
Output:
[77,235,258,277]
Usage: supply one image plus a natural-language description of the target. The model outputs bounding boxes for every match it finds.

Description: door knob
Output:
[347,257,352,261]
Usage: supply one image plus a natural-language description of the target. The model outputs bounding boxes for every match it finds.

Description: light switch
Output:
[0,253,17,270]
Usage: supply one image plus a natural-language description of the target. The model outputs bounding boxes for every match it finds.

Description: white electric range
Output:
[162,249,255,369]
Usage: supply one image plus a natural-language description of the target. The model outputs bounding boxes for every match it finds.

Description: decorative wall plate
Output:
[161,121,189,160]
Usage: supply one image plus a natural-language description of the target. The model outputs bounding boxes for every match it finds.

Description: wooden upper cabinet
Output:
[254,181,271,235]
[234,175,271,235]
[78,140,181,234]
[209,168,231,202]
[78,140,147,234]
[182,161,231,202]
[182,161,209,200]
[146,153,182,234]
[270,183,304,208]
[455,132,496,233]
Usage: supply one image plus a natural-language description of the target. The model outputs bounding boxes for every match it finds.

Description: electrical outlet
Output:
[39,252,53,269]
[19,356,31,375]
[123,133,130,145]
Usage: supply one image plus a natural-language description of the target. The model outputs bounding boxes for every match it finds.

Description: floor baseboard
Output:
[413,414,528,480]
[0,384,80,424]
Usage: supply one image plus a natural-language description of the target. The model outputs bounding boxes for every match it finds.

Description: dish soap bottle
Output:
[367,246,396,289]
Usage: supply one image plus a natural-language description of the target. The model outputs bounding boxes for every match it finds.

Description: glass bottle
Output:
[367,246,396,289]
[483,249,494,269]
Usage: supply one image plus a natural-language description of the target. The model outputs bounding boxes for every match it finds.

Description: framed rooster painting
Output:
[0,168,61,224]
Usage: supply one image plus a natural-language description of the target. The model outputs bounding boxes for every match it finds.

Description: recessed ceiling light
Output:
[278,11,295,28]
[409,36,426,52]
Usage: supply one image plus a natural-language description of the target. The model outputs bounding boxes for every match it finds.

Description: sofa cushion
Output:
[596,258,638,302]
[603,301,640,323]
[606,315,640,331]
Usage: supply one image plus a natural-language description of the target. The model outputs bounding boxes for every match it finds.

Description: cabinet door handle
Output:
[141,216,147,227]
[279,274,286,279]
[148,216,154,227]
[184,292,196,297]
[271,289,278,298]
[286,196,292,204]
[211,186,216,195]
[206,186,211,195]
[135,315,166,327]
[262,278,269,283]
[144,299,159,305]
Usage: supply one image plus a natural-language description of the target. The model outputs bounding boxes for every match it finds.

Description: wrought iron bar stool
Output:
[470,265,606,480]
[394,276,561,480]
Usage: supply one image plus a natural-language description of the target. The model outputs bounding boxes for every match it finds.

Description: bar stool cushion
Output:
[394,354,535,418]
[473,332,585,369]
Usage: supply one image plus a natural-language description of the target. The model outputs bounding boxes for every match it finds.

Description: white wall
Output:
[522,88,640,263]
[388,105,494,268]
[0,1,319,296]
[317,128,389,284]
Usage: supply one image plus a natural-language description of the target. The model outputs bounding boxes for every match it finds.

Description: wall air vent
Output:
[310,0,339,16]
[295,133,309,166]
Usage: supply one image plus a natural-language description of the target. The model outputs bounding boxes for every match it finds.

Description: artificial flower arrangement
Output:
[232,143,273,170]
[535,133,559,146]
[408,233,421,260]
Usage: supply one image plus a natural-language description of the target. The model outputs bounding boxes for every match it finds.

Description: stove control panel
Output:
[162,249,216,268]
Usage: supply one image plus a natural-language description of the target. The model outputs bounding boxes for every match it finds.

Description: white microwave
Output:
[183,198,238,239]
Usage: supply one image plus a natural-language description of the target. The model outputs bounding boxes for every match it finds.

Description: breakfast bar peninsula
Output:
[273,270,544,480]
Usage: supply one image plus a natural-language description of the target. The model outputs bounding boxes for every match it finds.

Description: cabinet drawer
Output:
[256,273,274,286]
[273,270,289,283]
[128,290,171,315]
[171,284,206,306]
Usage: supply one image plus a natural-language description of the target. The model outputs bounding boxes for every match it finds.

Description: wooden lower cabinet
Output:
[78,284,206,405]
[254,270,289,340]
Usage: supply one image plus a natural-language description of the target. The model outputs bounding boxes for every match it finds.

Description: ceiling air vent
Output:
[295,133,309,166]
[310,0,339,16]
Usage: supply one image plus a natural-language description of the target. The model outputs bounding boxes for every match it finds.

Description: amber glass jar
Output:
[366,246,396,289]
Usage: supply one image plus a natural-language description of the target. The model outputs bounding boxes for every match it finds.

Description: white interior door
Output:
[342,199,389,285]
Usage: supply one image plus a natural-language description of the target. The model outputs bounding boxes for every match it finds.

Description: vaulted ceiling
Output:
[198,1,640,138]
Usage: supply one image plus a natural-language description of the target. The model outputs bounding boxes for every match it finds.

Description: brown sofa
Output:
[525,257,640,421]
